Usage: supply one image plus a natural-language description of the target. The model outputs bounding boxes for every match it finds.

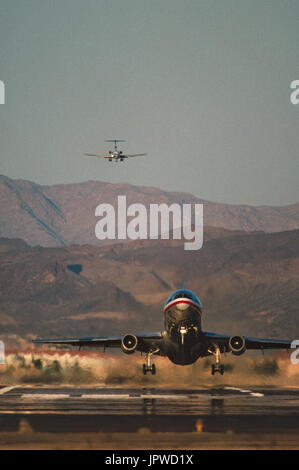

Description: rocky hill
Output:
[0,227,298,347]
[1,175,299,247]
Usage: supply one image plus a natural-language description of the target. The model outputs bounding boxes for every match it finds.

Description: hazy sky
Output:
[0,0,298,205]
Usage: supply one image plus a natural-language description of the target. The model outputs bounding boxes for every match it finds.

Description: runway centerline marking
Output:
[224,387,264,397]
[225,387,251,393]
[19,393,191,400]
[81,394,131,399]
[15,389,266,401]
[80,394,187,400]
[21,394,71,400]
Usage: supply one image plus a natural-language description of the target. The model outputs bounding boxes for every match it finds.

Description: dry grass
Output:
[0,349,298,387]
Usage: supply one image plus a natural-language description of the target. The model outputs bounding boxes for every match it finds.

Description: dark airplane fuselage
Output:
[161,289,205,365]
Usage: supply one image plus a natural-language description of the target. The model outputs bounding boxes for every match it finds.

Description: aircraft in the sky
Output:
[33,288,295,376]
[84,139,147,162]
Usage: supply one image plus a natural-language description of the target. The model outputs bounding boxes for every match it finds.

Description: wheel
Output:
[151,364,156,375]
[109,159,112,162]
[211,365,215,375]
[220,365,225,375]
[143,364,147,375]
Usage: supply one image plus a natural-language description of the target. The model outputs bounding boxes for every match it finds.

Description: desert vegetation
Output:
[0,349,298,388]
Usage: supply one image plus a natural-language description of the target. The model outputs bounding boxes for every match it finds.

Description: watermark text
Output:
[290,340,299,365]
[0,80,5,104]
[95,196,203,250]
[290,80,299,105]
[0,341,5,364]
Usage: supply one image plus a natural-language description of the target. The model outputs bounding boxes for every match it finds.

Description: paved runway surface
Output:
[0,385,299,434]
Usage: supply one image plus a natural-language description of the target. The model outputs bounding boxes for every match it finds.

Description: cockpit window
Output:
[173,292,192,300]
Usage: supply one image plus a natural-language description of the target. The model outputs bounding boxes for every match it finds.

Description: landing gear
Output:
[143,363,156,375]
[142,349,158,375]
[208,345,225,375]
[211,364,225,375]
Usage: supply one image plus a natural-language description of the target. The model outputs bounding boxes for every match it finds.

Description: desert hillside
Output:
[1,175,299,247]
[0,227,298,347]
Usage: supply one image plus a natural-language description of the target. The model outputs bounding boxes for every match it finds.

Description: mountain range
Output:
[0,227,298,347]
[1,175,299,247]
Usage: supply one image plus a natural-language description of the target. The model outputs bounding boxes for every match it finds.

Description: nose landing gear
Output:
[208,345,225,375]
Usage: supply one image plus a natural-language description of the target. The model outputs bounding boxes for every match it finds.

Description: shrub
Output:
[32,358,43,370]
[252,358,279,376]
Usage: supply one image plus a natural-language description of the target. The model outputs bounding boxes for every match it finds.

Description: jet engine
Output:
[229,335,246,355]
[121,334,138,354]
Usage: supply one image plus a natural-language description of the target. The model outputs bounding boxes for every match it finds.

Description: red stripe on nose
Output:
[164,298,201,314]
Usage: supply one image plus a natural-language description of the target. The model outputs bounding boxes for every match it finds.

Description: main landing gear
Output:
[208,345,225,375]
[142,349,159,375]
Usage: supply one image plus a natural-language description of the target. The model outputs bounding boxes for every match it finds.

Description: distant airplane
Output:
[33,287,295,376]
[84,139,147,162]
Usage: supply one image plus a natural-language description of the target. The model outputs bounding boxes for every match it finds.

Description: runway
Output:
[0,385,299,436]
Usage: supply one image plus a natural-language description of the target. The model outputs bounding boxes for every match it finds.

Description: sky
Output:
[0,0,298,206]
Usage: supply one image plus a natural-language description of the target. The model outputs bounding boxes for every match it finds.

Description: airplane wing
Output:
[33,332,165,354]
[84,153,110,158]
[243,336,293,350]
[203,331,294,352]
[125,153,147,158]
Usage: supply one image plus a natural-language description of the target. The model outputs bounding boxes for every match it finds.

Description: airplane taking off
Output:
[84,139,147,162]
[33,288,295,376]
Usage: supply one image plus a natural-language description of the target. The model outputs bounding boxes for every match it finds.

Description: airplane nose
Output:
[166,299,201,326]
[173,302,191,321]
[176,302,190,311]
